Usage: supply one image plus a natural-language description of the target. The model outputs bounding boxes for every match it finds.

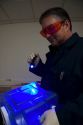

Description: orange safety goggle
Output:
[40,21,64,38]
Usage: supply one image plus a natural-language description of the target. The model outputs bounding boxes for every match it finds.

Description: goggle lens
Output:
[40,21,63,38]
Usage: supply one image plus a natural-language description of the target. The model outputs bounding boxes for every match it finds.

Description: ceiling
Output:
[0,0,83,25]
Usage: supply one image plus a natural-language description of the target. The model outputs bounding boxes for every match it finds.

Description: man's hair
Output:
[39,7,72,30]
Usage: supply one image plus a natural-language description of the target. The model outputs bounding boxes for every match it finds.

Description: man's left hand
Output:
[40,109,60,125]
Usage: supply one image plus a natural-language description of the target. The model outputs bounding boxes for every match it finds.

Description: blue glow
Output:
[20,84,31,90]
[20,82,37,91]
[30,65,34,68]
[30,88,38,95]
[20,82,38,95]
[23,87,38,95]
[30,82,37,88]
[2,81,58,114]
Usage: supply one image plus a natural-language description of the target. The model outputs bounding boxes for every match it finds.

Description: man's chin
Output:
[50,41,58,46]
[47,38,58,46]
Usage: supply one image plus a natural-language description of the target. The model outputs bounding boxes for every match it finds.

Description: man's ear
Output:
[64,20,70,31]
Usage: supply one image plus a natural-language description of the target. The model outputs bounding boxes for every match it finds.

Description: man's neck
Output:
[64,31,73,42]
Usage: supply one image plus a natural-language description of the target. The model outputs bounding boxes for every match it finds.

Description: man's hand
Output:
[40,109,60,125]
[27,53,40,67]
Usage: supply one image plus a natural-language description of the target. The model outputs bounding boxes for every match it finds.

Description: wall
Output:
[0,22,83,83]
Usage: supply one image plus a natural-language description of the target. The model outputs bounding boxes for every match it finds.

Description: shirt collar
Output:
[49,33,79,52]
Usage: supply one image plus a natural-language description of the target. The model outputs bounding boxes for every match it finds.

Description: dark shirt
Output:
[29,33,83,125]
[29,33,83,103]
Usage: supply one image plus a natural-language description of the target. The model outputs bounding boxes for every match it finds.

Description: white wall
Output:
[0,22,83,83]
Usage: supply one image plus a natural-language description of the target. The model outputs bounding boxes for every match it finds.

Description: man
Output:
[28,7,83,125]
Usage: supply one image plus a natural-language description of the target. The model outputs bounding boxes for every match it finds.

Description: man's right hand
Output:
[27,53,40,67]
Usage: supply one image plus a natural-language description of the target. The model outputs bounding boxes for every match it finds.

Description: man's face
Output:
[40,15,69,46]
